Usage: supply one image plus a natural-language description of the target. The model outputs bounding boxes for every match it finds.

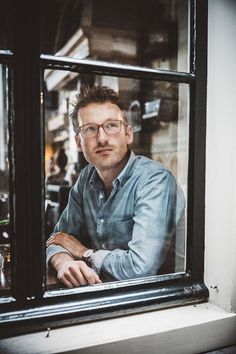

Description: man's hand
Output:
[46,232,87,259]
[51,253,102,288]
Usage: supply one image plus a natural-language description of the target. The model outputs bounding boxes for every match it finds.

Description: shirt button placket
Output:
[97,217,105,238]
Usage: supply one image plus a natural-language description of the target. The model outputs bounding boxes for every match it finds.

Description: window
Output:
[44,73,189,291]
[0,0,208,337]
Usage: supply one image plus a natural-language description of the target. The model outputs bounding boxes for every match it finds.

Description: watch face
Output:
[83,249,93,258]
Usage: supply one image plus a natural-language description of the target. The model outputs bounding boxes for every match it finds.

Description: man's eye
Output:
[85,125,97,133]
[105,121,119,129]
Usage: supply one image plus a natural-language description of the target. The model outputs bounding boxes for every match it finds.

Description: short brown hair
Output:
[70,85,127,131]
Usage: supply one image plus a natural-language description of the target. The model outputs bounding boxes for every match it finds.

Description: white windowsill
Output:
[0,302,235,354]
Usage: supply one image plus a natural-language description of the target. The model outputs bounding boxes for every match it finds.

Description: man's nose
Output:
[96,126,108,144]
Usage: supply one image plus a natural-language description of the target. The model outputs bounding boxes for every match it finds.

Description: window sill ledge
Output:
[0,302,235,354]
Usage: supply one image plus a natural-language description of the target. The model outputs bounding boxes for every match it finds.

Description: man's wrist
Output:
[82,249,94,265]
[51,252,74,272]
[78,246,89,260]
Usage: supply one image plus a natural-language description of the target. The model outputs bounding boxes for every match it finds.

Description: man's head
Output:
[70,85,128,132]
[71,85,133,177]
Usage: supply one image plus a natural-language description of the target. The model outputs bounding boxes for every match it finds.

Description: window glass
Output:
[41,0,189,72]
[0,65,11,296]
[44,70,188,291]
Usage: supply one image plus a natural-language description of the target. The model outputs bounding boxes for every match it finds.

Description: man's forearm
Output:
[46,232,88,259]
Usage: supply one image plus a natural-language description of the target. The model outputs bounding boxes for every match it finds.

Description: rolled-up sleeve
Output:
[100,170,185,280]
[90,250,112,275]
[46,180,85,267]
[46,244,71,267]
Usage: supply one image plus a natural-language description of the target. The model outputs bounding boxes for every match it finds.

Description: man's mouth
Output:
[95,148,113,155]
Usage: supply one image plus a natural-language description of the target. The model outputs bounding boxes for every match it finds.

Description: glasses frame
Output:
[76,119,128,139]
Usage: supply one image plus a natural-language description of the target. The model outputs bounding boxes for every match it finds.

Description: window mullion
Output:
[190,0,208,280]
[11,1,44,303]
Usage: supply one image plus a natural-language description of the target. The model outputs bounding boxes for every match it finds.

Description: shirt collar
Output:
[113,150,136,188]
[89,168,101,190]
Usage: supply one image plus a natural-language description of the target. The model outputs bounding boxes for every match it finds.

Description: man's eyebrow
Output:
[81,118,119,125]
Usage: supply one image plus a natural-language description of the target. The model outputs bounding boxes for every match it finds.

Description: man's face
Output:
[75,102,133,173]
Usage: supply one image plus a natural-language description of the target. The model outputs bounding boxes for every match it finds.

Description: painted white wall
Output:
[205,0,236,312]
[0,303,235,354]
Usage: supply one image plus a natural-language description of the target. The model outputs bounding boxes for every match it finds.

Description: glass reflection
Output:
[0,65,11,295]
[44,71,188,290]
[41,0,189,72]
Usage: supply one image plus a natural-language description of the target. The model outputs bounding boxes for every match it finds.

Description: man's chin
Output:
[95,161,114,171]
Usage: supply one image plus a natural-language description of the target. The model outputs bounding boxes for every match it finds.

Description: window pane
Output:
[44,70,188,291]
[41,0,189,72]
[0,65,11,296]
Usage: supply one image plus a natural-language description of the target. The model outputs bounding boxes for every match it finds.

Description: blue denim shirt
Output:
[46,151,185,281]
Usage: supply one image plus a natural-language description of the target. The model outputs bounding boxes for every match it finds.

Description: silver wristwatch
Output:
[82,249,94,264]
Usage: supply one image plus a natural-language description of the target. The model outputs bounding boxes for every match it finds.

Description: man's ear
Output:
[126,125,134,145]
[74,134,83,152]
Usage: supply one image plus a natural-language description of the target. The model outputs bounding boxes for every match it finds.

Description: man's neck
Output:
[96,153,129,196]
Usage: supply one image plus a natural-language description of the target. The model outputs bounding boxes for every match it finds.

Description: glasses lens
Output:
[104,120,121,135]
[81,124,98,138]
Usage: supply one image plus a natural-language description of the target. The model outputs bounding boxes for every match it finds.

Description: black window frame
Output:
[0,0,208,338]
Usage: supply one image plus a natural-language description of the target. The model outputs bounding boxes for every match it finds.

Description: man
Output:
[46,85,185,288]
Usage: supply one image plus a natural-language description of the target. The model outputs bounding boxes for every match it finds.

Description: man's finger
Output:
[69,265,88,286]
[46,238,57,247]
[58,266,86,287]
[57,274,74,289]
[79,262,102,284]
[64,272,80,287]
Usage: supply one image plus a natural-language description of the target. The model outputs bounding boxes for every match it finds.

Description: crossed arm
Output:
[46,233,101,288]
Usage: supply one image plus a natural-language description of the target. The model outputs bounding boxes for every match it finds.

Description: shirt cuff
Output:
[90,250,111,275]
[46,244,71,268]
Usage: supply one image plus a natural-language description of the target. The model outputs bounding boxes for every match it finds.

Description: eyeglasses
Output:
[76,119,127,139]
